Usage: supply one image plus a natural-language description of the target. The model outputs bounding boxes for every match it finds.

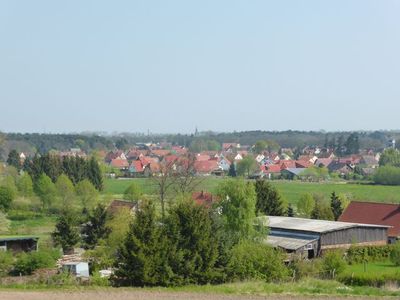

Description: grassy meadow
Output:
[104,178,400,206]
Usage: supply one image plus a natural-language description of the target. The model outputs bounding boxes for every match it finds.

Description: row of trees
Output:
[374,149,400,185]
[7,150,103,190]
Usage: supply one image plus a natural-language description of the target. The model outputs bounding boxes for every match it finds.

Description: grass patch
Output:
[344,261,399,276]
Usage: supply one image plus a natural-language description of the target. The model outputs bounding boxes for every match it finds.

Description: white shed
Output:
[62,262,89,278]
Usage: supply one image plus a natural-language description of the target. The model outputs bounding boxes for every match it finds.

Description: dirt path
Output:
[0,290,391,300]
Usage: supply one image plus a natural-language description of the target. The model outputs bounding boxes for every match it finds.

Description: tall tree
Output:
[55,174,76,211]
[17,173,34,197]
[330,191,343,221]
[164,199,220,284]
[151,157,178,219]
[297,193,315,217]
[87,156,103,191]
[228,162,236,177]
[52,212,80,254]
[254,180,286,216]
[6,150,21,171]
[254,140,267,154]
[216,179,257,242]
[114,200,172,286]
[34,173,57,210]
[345,133,360,155]
[173,155,204,195]
[75,179,98,210]
[81,204,110,249]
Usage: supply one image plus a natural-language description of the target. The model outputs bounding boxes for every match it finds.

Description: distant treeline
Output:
[1,130,399,158]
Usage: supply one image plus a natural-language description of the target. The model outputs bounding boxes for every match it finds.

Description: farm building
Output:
[0,236,39,253]
[339,201,400,244]
[261,216,389,259]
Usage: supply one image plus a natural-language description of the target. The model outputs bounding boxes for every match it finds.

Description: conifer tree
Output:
[330,191,343,221]
[81,204,110,249]
[255,179,286,216]
[6,150,20,171]
[52,212,80,254]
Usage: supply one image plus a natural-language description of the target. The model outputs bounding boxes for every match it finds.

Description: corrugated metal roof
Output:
[265,235,317,250]
[260,216,389,234]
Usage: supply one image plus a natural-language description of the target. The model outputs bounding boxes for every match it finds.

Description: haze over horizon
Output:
[1,1,400,133]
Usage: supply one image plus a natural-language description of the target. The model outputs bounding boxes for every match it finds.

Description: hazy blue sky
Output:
[1,1,399,134]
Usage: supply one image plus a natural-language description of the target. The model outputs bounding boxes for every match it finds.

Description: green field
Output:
[104,178,400,206]
[344,261,400,276]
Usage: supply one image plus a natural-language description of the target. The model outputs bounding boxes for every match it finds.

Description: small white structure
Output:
[62,262,89,278]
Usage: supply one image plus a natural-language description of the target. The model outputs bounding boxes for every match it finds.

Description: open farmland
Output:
[104,178,400,206]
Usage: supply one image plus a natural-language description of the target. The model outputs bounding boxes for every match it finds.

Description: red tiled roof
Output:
[151,149,172,157]
[279,160,296,169]
[110,158,129,168]
[295,160,312,168]
[264,164,282,173]
[194,160,219,173]
[130,160,144,172]
[196,154,211,161]
[339,201,400,237]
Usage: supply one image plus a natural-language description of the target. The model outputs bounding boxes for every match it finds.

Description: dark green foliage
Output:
[6,150,21,171]
[228,241,288,282]
[113,200,173,286]
[287,204,294,217]
[87,157,103,191]
[81,204,111,249]
[13,250,60,275]
[330,192,342,221]
[228,163,236,177]
[345,133,360,155]
[24,154,103,191]
[52,212,80,253]
[164,199,220,285]
[0,186,15,212]
[373,166,400,185]
[255,179,286,216]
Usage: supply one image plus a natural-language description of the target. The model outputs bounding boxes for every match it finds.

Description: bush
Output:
[228,241,288,282]
[0,251,14,276]
[321,250,346,278]
[373,166,400,185]
[390,243,400,266]
[347,245,392,264]
[289,258,322,280]
[13,250,60,275]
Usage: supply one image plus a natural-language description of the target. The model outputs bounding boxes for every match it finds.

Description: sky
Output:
[0,0,400,134]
